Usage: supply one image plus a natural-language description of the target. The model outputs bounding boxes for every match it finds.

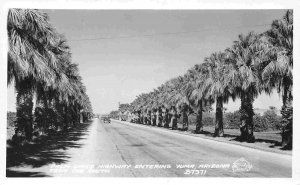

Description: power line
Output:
[69,23,271,42]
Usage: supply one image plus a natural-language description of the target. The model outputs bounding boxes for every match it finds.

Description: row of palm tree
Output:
[7,9,93,141]
[128,10,293,148]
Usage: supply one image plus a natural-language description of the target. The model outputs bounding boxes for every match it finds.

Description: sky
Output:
[7,9,286,114]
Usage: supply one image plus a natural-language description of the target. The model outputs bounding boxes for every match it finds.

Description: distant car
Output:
[101,116,111,123]
[119,115,127,121]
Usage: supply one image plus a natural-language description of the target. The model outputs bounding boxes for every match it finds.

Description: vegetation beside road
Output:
[188,107,282,132]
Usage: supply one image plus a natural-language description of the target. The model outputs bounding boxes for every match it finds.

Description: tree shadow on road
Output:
[6,169,50,177]
[189,128,289,150]
[6,121,93,177]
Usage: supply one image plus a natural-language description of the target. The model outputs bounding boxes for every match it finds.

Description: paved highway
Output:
[47,118,291,177]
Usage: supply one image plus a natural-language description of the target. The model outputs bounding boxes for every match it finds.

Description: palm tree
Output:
[204,52,234,137]
[185,64,211,134]
[62,63,86,127]
[131,94,146,123]
[132,93,152,124]
[263,10,293,148]
[164,76,188,129]
[76,84,93,123]
[168,74,198,131]
[34,36,73,133]
[226,32,268,142]
[8,9,61,140]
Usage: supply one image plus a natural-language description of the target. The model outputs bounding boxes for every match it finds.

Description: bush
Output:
[109,110,119,119]
[223,109,281,132]
[202,115,214,126]
[186,112,214,126]
[224,110,240,129]
[206,108,282,132]
[254,110,281,132]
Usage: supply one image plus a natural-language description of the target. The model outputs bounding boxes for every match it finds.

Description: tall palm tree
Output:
[204,52,234,137]
[171,75,193,130]
[226,32,267,143]
[263,10,293,148]
[8,9,61,140]
[62,62,86,126]
[185,64,211,134]
[34,36,73,133]
[165,76,185,106]
[162,76,190,130]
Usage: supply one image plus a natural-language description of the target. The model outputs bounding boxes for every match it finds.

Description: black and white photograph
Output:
[1,0,299,183]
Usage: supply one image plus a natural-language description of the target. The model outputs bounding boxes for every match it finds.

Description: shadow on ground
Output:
[6,121,93,177]
[132,122,285,149]
[165,123,289,151]
[188,129,289,150]
[6,169,51,177]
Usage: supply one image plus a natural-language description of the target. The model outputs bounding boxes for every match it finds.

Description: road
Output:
[43,118,291,177]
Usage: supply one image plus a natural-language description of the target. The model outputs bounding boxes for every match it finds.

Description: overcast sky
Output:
[7,10,286,114]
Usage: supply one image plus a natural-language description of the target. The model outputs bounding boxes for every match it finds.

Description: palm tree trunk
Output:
[195,99,203,134]
[182,110,188,131]
[171,112,178,130]
[147,111,151,125]
[42,91,50,131]
[34,106,44,135]
[281,86,293,149]
[214,96,224,137]
[239,91,255,142]
[157,112,162,127]
[138,111,141,124]
[16,83,34,141]
[63,105,69,131]
[74,104,79,124]
[163,109,169,128]
[143,114,147,125]
[152,114,157,126]
[54,98,63,131]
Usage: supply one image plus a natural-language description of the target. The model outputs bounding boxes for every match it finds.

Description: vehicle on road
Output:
[101,116,111,124]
